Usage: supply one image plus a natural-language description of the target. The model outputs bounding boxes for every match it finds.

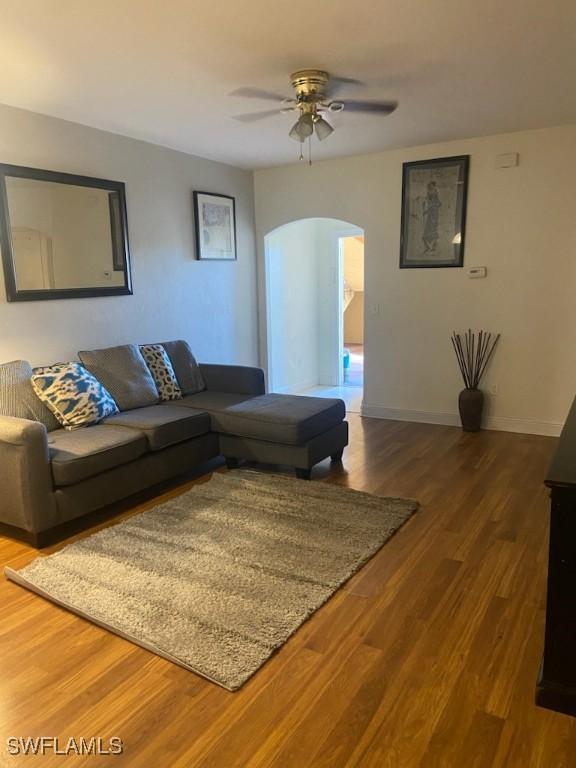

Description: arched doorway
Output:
[263,217,364,412]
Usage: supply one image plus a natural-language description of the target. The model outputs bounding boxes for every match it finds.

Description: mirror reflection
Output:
[0,165,131,301]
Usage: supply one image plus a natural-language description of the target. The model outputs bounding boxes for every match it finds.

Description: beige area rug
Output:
[5,470,418,691]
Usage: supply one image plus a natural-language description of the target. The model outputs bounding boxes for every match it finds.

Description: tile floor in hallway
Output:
[301,385,364,413]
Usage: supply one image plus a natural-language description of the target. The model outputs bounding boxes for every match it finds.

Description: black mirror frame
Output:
[0,163,133,302]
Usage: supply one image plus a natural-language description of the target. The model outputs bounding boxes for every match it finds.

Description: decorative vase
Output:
[458,388,484,432]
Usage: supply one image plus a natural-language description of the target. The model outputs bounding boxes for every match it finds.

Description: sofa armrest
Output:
[0,415,57,534]
[199,364,266,396]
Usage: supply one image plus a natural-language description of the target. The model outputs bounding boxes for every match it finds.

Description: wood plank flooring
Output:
[1,416,574,766]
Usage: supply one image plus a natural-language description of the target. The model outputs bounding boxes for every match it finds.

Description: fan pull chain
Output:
[297,138,313,165]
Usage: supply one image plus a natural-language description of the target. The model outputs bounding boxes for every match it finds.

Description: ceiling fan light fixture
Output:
[289,112,314,141]
[314,116,334,141]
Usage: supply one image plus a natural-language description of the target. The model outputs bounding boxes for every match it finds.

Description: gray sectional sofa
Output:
[0,342,348,547]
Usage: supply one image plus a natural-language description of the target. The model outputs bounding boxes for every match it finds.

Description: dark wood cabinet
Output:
[537,396,576,716]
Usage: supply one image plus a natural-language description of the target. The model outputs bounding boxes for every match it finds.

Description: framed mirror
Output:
[0,164,132,302]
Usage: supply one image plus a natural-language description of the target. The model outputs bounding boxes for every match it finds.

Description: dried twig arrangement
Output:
[451,330,500,390]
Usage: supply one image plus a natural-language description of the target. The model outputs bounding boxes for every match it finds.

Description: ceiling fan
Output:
[231,69,398,161]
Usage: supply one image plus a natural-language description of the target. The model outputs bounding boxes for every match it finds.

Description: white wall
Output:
[0,103,258,366]
[255,124,576,436]
[266,220,319,393]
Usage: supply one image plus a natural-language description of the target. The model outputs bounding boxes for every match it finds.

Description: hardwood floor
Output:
[1,416,574,766]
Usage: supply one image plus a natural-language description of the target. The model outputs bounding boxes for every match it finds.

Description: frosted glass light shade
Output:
[315,117,334,141]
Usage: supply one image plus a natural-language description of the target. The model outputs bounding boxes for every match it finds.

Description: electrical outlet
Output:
[488,384,498,396]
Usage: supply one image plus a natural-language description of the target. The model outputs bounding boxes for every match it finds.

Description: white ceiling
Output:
[1,0,575,170]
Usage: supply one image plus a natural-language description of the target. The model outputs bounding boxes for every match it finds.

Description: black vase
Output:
[458,388,484,432]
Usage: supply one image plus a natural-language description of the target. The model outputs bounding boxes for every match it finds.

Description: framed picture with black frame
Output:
[193,191,237,261]
[399,155,469,268]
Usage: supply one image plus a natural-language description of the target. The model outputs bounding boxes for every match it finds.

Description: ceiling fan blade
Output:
[332,75,365,86]
[230,87,287,102]
[342,99,398,114]
[327,75,366,97]
[232,109,284,123]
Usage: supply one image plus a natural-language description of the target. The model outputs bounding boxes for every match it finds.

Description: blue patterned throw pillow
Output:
[31,362,119,430]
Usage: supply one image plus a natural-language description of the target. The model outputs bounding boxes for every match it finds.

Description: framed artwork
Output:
[399,155,469,268]
[193,191,237,261]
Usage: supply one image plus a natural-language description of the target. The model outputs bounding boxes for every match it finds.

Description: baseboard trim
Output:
[361,404,562,437]
[273,381,318,395]
[483,416,562,437]
[361,404,459,427]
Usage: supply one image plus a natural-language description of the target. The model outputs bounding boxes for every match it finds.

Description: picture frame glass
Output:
[400,156,469,268]
[194,192,236,261]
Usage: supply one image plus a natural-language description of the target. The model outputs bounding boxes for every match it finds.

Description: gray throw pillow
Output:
[161,340,205,395]
[78,344,159,411]
[0,359,61,431]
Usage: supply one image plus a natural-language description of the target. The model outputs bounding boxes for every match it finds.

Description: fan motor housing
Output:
[290,70,329,102]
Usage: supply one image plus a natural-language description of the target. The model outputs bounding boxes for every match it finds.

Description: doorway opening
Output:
[263,218,364,413]
[340,235,364,389]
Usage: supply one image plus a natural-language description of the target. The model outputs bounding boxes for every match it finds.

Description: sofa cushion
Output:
[31,362,119,430]
[0,359,60,432]
[140,344,182,401]
[102,404,210,451]
[171,392,257,434]
[78,344,159,411]
[177,392,345,445]
[162,340,205,395]
[172,391,257,412]
[48,425,147,486]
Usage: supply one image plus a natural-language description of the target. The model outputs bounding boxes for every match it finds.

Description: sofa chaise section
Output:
[173,390,348,480]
